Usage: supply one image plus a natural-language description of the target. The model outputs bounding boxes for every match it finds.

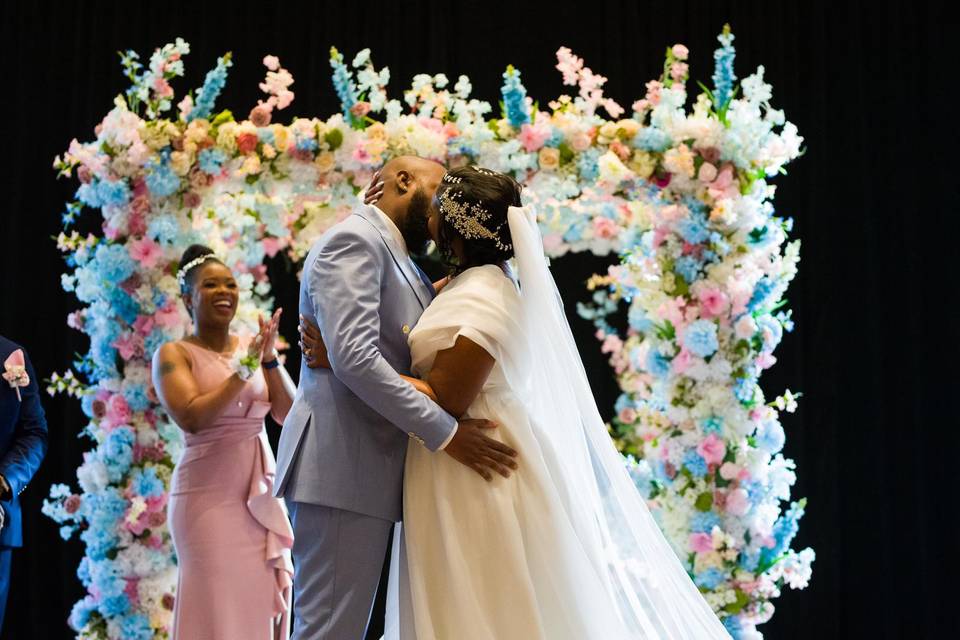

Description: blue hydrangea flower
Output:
[131,467,165,499]
[628,306,653,332]
[122,384,150,412]
[625,456,654,498]
[756,419,785,454]
[760,500,806,565]
[97,179,132,207]
[739,548,761,572]
[674,255,701,283]
[577,148,600,182]
[683,320,719,358]
[683,450,708,478]
[144,156,180,198]
[546,127,564,147]
[756,314,783,352]
[677,216,710,245]
[747,277,776,312]
[632,126,672,152]
[734,377,756,404]
[99,593,130,617]
[723,615,744,637]
[700,416,724,435]
[645,348,671,378]
[94,244,136,283]
[501,65,531,128]
[102,427,135,481]
[69,596,99,631]
[694,568,726,590]
[189,54,232,122]
[198,148,227,175]
[691,511,721,533]
[119,613,153,640]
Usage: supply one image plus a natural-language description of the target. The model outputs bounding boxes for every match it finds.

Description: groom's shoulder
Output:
[307,211,383,260]
[0,335,19,359]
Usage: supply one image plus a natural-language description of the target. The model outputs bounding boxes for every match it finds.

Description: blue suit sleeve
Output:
[0,349,48,498]
[308,227,457,451]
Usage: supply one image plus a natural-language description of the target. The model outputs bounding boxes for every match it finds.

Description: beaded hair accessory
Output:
[177,254,218,290]
[438,188,513,252]
[439,169,513,251]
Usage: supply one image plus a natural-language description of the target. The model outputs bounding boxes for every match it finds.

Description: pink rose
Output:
[610,139,631,161]
[128,237,163,270]
[689,532,713,553]
[725,488,750,516]
[671,44,689,60]
[183,191,202,209]
[618,407,637,424]
[112,332,144,362]
[670,62,689,82]
[518,123,551,152]
[249,104,272,128]
[263,55,280,71]
[127,212,147,237]
[593,216,619,240]
[350,101,372,118]
[105,394,132,427]
[155,303,183,330]
[77,165,93,184]
[734,314,758,339]
[236,132,258,155]
[698,146,721,164]
[123,578,140,601]
[148,511,166,527]
[571,132,592,152]
[64,494,82,514]
[696,286,729,318]
[132,315,155,336]
[262,237,283,258]
[697,433,726,465]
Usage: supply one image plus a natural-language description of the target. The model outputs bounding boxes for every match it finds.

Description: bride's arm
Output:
[299,317,489,415]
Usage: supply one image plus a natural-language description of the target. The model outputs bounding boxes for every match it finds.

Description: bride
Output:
[304,165,730,639]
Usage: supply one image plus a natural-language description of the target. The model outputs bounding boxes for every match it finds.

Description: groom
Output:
[274,156,517,639]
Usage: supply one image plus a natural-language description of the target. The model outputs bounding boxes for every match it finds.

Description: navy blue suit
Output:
[0,336,48,630]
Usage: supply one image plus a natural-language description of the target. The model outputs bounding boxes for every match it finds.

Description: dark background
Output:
[1,0,956,638]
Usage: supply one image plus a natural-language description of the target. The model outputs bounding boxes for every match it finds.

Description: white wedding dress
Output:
[384,207,731,640]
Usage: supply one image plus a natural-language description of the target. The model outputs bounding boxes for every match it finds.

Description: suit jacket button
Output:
[402,324,411,335]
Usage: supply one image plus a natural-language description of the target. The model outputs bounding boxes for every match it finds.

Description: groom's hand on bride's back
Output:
[445,419,518,482]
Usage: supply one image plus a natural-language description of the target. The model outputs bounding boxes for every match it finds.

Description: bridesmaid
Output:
[152,244,296,640]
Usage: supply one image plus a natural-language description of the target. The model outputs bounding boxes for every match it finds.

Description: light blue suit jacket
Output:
[274,205,457,522]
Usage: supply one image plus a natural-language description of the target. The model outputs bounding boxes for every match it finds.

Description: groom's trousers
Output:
[287,500,393,640]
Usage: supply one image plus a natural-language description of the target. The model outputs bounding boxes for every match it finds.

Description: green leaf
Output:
[325,128,344,151]
[558,142,574,164]
[211,109,234,127]
[695,492,714,511]
[723,588,750,614]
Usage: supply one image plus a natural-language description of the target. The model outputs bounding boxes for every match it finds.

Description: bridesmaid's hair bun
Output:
[178,244,223,292]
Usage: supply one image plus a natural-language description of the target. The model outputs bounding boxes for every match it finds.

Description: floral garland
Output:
[43,26,810,639]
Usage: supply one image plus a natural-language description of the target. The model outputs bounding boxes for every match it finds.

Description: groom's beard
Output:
[401,188,433,256]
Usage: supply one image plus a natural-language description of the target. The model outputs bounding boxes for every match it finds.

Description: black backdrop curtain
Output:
[0,1,955,638]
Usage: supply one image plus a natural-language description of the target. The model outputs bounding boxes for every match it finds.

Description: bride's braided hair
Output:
[436,166,522,274]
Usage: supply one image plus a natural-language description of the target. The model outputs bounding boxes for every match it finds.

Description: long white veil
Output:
[505,205,731,639]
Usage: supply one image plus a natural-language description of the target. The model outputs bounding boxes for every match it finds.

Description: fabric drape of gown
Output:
[167,340,294,640]
[390,264,727,640]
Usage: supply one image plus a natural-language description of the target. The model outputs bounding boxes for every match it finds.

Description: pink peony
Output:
[725,488,750,516]
[696,286,729,318]
[128,238,163,270]
[697,433,726,465]
[689,532,714,553]
[518,123,551,152]
[105,394,132,427]
[592,216,619,240]
[132,315,155,336]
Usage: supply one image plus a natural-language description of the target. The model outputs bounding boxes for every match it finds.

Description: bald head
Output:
[374,156,446,255]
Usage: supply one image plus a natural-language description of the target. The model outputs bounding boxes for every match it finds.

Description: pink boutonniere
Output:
[3,349,29,401]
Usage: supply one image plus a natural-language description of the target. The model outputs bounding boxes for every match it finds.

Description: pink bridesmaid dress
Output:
[167,341,294,640]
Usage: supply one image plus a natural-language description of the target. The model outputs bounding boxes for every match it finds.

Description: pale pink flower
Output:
[593,216,619,240]
[350,101,372,118]
[671,44,689,60]
[571,132,592,152]
[657,297,686,331]
[518,123,551,152]
[632,99,650,115]
[112,333,144,362]
[262,237,283,258]
[725,488,750,516]
[263,55,280,71]
[132,315,155,336]
[154,303,183,329]
[696,286,729,318]
[105,394,132,427]
[698,162,718,183]
[719,462,740,481]
[671,348,693,374]
[689,532,714,553]
[618,407,637,424]
[757,352,777,369]
[128,238,163,269]
[236,132,258,155]
[670,62,689,82]
[67,311,85,331]
[697,433,726,465]
[64,494,82,514]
